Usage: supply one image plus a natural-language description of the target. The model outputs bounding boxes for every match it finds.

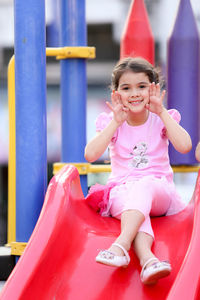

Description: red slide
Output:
[1,165,200,300]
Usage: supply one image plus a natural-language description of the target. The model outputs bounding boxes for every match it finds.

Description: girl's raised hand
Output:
[106,91,129,125]
[146,82,166,115]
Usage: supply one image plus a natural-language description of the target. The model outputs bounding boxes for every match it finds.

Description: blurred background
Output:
[0,0,200,244]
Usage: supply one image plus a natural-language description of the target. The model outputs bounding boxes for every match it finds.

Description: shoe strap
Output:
[112,243,130,263]
[141,257,159,276]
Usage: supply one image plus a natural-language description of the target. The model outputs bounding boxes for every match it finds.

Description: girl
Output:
[84,57,192,285]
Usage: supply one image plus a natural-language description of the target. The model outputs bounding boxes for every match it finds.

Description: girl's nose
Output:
[131,88,139,97]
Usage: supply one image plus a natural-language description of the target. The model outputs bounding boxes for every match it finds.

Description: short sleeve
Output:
[95,112,112,131]
[95,112,118,142]
[168,109,181,123]
[161,109,181,138]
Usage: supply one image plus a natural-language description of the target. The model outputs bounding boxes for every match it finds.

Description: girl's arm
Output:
[195,142,200,162]
[84,119,119,162]
[159,108,192,154]
[84,91,129,162]
[146,83,192,154]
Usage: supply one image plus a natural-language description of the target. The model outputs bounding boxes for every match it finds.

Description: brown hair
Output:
[111,57,162,90]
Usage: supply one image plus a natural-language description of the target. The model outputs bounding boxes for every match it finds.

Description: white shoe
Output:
[140,257,171,285]
[96,243,130,267]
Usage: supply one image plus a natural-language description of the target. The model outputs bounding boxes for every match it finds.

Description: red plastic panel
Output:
[1,165,199,300]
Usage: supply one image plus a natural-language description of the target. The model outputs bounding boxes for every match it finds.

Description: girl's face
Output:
[117,71,150,114]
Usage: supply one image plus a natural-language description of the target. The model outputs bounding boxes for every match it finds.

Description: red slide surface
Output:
[1,165,200,300]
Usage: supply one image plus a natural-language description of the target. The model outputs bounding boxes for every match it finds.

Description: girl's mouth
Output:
[129,99,143,105]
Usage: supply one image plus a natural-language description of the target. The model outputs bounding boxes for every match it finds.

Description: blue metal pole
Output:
[60,0,87,195]
[14,0,47,242]
[47,0,59,47]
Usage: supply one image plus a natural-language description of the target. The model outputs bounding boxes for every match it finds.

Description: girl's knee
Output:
[122,209,145,220]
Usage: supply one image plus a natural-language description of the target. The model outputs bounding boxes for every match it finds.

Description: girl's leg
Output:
[134,231,171,284]
[104,177,172,258]
[133,231,155,267]
[108,209,145,256]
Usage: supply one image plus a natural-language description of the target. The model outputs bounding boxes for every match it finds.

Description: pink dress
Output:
[86,109,186,237]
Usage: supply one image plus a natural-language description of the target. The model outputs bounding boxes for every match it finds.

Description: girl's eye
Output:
[139,85,147,89]
[121,87,129,90]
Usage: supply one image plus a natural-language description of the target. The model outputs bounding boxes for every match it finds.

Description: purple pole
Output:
[167,0,200,165]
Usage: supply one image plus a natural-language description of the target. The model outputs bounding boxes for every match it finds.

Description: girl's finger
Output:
[149,83,153,96]
[112,91,122,104]
[156,83,161,97]
[152,82,156,95]
[111,91,116,105]
[106,101,114,112]
[149,82,156,96]
[160,90,166,103]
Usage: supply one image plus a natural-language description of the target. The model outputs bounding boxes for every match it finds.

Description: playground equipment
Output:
[7,46,95,245]
[1,0,200,299]
[0,164,200,299]
[13,0,47,245]
[168,0,200,165]
[8,0,95,247]
[120,0,154,64]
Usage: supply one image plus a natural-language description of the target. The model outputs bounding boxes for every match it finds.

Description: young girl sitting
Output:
[84,57,192,285]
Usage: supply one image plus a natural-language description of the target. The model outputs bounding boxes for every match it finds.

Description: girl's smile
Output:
[128,98,143,105]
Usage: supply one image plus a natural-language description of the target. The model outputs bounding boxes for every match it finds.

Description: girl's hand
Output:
[146,82,166,116]
[106,91,129,125]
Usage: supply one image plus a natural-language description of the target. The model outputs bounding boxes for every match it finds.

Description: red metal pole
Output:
[120,0,154,64]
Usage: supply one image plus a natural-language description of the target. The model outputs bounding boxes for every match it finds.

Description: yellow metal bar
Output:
[172,165,200,173]
[7,56,16,244]
[46,46,96,60]
[89,164,111,173]
[10,242,27,256]
[53,162,200,175]
[53,162,90,175]
[53,162,112,175]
